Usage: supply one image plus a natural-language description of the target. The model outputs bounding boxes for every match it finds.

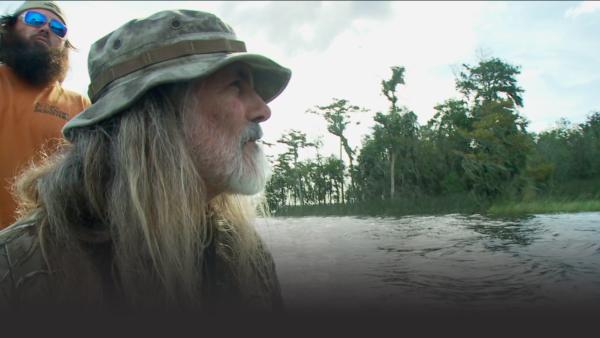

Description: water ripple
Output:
[256,212,600,311]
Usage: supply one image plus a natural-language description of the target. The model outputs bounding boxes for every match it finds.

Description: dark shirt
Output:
[0,217,283,312]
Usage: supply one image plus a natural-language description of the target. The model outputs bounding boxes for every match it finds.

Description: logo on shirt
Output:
[34,102,69,120]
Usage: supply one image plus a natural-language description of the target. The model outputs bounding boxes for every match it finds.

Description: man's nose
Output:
[37,23,50,34]
[248,92,272,123]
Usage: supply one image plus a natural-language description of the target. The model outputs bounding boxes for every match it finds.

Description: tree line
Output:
[264,56,600,213]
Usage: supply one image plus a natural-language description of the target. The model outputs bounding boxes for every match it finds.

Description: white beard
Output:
[186,117,271,196]
[227,142,272,195]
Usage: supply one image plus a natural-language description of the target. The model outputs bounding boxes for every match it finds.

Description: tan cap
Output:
[14,1,67,25]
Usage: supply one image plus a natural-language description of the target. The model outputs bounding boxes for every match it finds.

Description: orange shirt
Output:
[0,65,91,229]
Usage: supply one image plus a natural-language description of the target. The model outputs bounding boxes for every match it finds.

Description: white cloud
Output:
[2,1,596,160]
[220,1,394,56]
[258,1,488,160]
[565,1,600,18]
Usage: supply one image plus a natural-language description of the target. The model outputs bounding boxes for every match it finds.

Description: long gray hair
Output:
[14,83,277,309]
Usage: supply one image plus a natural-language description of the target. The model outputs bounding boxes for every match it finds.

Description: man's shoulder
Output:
[0,64,13,88]
[0,64,10,75]
[59,86,88,100]
[0,219,45,274]
[0,64,17,83]
[0,218,38,252]
[0,218,49,305]
[57,86,92,108]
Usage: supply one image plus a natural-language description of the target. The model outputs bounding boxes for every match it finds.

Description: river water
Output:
[255,212,600,314]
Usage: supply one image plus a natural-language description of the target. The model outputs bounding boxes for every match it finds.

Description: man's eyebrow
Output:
[235,67,254,87]
[236,68,253,84]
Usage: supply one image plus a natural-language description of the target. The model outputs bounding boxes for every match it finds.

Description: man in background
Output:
[0,1,90,228]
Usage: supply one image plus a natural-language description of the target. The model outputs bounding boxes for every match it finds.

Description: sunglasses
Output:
[20,10,68,38]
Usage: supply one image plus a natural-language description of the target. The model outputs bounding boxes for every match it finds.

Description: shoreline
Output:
[270,197,600,218]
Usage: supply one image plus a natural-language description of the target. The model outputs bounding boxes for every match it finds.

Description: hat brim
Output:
[63,52,291,139]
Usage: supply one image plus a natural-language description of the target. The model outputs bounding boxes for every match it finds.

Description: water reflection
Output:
[255,212,600,312]
[462,214,542,247]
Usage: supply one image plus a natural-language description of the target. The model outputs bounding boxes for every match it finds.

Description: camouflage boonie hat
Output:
[62,9,291,140]
[14,1,67,24]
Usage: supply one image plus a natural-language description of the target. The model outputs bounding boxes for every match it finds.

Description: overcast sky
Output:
[2,1,599,160]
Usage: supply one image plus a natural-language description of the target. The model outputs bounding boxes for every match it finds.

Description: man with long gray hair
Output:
[0,9,291,312]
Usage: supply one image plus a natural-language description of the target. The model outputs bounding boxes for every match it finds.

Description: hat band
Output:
[89,38,247,100]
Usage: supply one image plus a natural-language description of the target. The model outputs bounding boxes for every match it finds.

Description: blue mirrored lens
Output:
[24,11,47,26]
[49,19,67,38]
[23,11,67,38]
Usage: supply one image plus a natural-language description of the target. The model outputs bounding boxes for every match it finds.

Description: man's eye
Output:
[230,80,242,89]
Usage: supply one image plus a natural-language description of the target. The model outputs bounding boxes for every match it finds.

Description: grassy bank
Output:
[487,178,600,216]
[488,198,600,215]
[273,197,600,218]
[272,179,600,217]
[272,193,486,217]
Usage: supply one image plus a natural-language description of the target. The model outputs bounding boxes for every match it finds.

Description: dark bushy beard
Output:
[0,28,69,86]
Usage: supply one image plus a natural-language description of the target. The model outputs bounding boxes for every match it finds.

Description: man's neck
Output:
[2,64,58,88]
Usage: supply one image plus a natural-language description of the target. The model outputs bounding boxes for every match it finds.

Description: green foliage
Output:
[307,98,368,203]
[427,99,471,189]
[265,149,346,211]
[461,99,533,198]
[428,58,532,200]
[354,134,387,200]
[456,57,524,108]
[370,66,423,199]
[264,55,600,216]
[277,129,318,165]
[307,98,366,161]
[441,171,465,194]
[535,112,600,183]
[274,193,484,217]
[381,66,405,110]
[488,198,600,216]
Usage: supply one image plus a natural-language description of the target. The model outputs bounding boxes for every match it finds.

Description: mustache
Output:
[240,123,263,144]
[34,31,49,39]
